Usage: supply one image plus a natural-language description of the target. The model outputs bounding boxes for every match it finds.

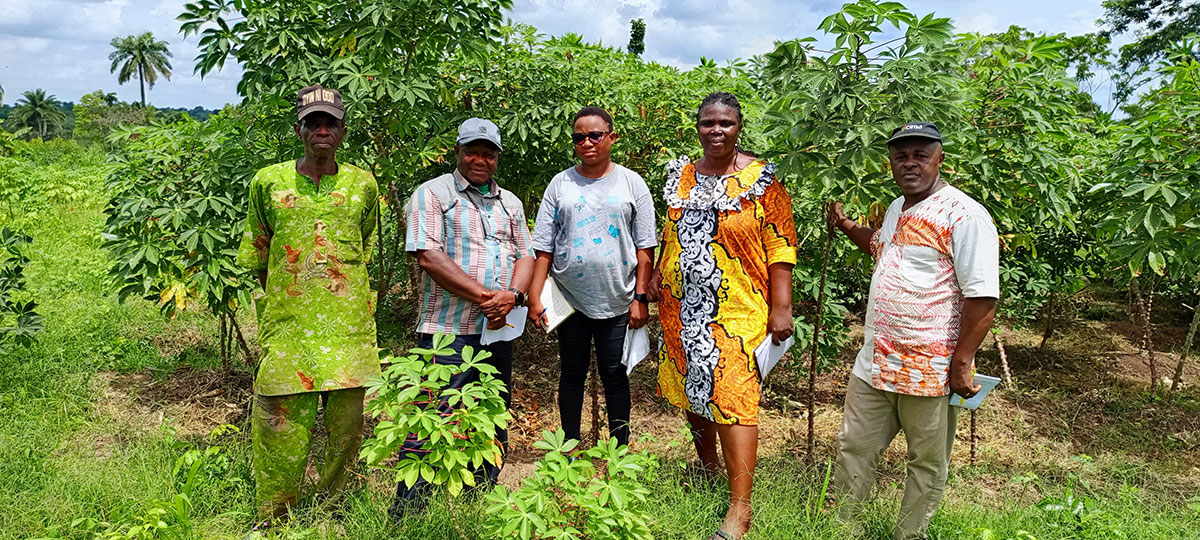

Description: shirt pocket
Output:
[333,229,363,264]
[897,245,949,291]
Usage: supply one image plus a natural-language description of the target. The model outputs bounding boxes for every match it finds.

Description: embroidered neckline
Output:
[663,155,776,211]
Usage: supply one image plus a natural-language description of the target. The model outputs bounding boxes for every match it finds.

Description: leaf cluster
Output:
[360,333,512,498]
[101,113,263,318]
[484,429,655,540]
[0,228,43,353]
[1090,38,1200,281]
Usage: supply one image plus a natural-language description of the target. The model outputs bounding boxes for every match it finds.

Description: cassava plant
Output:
[0,228,43,354]
[102,112,264,370]
[484,429,655,540]
[360,332,512,529]
[1091,38,1200,393]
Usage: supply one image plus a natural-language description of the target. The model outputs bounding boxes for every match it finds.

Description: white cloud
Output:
[958,13,999,34]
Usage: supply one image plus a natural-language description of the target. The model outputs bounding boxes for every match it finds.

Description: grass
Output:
[1,143,1199,539]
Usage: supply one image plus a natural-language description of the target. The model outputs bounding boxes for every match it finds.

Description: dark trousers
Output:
[557,312,631,447]
[389,333,513,517]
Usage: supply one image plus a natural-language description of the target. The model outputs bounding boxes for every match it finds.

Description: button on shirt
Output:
[852,184,1000,397]
[405,170,534,335]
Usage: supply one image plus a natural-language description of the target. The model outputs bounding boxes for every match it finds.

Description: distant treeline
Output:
[0,101,218,139]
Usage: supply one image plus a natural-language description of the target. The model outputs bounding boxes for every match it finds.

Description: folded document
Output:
[754,335,795,381]
[948,373,1001,409]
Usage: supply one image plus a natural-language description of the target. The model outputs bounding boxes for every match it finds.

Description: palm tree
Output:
[11,89,66,139]
[109,32,173,107]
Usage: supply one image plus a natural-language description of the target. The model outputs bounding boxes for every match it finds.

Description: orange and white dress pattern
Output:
[656,157,797,424]
[852,185,1000,397]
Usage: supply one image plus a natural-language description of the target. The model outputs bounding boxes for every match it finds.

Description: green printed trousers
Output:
[251,387,365,520]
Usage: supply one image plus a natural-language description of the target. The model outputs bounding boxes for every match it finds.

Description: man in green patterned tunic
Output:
[236,84,379,522]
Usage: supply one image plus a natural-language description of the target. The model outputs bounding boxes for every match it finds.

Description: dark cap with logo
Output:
[457,117,503,151]
[296,84,345,121]
[887,121,942,145]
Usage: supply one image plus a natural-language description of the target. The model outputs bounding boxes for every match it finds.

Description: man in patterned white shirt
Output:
[826,121,999,540]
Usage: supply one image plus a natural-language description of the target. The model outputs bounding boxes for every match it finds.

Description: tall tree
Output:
[628,18,646,56]
[1103,0,1200,68]
[11,89,66,139]
[108,32,173,107]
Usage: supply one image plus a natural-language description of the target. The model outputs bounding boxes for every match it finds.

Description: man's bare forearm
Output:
[415,249,487,304]
[836,218,876,254]
[510,256,534,293]
[952,297,997,368]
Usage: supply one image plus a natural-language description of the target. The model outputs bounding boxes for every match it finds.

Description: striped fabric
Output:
[405,171,533,335]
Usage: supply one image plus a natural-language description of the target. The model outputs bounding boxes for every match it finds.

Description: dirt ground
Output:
[92,311,1200,496]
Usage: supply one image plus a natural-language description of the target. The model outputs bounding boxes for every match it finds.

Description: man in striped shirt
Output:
[390,117,534,518]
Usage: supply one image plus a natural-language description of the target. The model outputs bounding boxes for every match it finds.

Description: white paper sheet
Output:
[948,373,1002,409]
[754,335,795,381]
[537,277,575,332]
[622,326,651,375]
[481,306,528,345]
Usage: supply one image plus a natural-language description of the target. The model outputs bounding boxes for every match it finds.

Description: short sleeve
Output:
[759,179,797,266]
[360,172,380,264]
[405,185,444,252]
[629,170,658,249]
[236,170,272,271]
[951,213,1000,298]
[530,177,560,253]
[510,200,535,259]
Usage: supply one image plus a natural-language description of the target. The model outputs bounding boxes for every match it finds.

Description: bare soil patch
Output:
[97,366,253,438]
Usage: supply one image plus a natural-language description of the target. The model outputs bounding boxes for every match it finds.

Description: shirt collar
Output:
[452,169,500,198]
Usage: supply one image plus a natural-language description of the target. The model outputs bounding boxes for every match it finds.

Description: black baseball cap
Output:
[296,84,345,121]
[887,121,942,145]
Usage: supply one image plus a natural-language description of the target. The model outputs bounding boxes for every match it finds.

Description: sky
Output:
[0,0,1121,111]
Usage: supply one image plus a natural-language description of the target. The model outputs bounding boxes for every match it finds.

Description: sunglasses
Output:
[571,131,610,145]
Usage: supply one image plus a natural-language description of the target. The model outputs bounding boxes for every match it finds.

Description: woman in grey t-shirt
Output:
[527,107,657,447]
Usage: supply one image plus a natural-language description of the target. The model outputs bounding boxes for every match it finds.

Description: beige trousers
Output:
[833,375,959,540]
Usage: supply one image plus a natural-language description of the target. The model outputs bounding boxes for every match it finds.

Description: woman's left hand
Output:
[767,308,793,345]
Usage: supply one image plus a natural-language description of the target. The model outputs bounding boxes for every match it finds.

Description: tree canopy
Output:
[10,90,66,140]
[109,32,174,107]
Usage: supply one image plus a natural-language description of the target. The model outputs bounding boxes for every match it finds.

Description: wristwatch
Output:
[509,288,528,307]
[633,292,649,304]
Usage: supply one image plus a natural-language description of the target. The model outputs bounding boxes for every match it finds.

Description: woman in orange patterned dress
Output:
[648,92,797,540]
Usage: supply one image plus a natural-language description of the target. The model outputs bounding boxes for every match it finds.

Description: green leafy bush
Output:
[484,429,655,540]
[360,332,512,498]
[102,114,261,319]
[0,228,43,353]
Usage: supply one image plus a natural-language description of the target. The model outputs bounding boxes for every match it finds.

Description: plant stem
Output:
[994,330,1013,388]
[1170,295,1199,395]
[806,217,834,463]
[228,311,254,366]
